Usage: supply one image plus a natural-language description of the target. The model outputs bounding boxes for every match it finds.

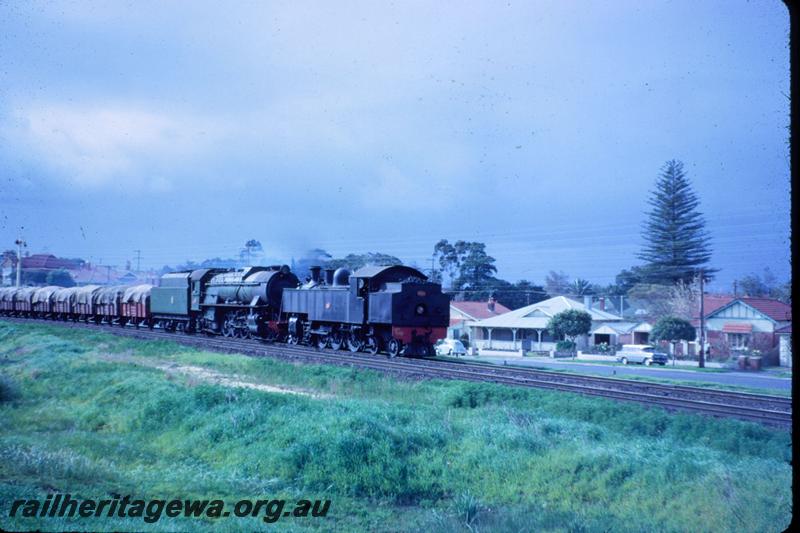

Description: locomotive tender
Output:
[0,263,450,357]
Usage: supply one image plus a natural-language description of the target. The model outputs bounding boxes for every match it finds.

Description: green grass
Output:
[0,320,793,532]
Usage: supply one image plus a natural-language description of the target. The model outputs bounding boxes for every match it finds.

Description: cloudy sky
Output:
[0,0,790,290]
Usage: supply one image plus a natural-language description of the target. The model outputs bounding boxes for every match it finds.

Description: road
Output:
[465,356,793,392]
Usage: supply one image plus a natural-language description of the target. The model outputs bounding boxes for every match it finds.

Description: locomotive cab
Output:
[353,265,449,356]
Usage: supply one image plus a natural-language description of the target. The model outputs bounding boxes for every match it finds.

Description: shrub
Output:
[651,316,696,343]
[555,340,575,352]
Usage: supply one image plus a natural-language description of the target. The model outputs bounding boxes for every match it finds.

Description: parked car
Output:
[615,344,669,366]
[435,338,467,356]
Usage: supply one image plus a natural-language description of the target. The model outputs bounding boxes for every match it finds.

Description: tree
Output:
[492,279,548,310]
[433,239,459,286]
[775,280,792,304]
[608,266,650,295]
[570,278,594,296]
[650,316,696,365]
[665,278,700,321]
[544,270,570,296]
[733,268,791,303]
[452,242,497,291]
[626,283,674,321]
[45,269,76,287]
[162,257,239,274]
[547,309,593,351]
[240,239,263,266]
[327,252,402,271]
[651,316,696,343]
[733,267,789,301]
[638,160,715,285]
[432,240,501,300]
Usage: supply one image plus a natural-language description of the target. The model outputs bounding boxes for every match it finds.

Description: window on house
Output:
[727,333,749,351]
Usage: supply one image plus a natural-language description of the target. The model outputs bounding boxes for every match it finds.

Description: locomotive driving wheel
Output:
[315,334,329,350]
[347,333,364,353]
[387,338,402,358]
[365,336,379,355]
[329,331,343,350]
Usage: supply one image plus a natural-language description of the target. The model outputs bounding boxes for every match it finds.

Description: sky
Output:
[0,0,790,291]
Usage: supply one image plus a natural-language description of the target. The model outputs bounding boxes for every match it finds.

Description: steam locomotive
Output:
[0,264,450,357]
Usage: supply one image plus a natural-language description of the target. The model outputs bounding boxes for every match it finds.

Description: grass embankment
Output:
[0,321,792,532]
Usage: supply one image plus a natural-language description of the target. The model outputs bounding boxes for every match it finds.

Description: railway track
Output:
[2,317,792,428]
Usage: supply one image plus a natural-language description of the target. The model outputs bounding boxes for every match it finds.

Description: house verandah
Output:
[472,326,559,352]
[469,296,624,353]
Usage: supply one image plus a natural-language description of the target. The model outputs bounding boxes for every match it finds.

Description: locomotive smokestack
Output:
[324,268,335,286]
[310,266,322,283]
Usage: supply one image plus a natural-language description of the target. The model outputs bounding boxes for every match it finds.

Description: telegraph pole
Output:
[134,249,142,273]
[14,233,27,287]
[698,270,705,368]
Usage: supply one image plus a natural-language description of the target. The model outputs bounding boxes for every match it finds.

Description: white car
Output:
[615,344,669,366]
[435,339,467,356]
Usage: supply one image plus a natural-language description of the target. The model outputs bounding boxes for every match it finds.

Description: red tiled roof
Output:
[450,301,511,320]
[693,295,734,318]
[21,254,79,270]
[740,297,792,322]
[694,295,792,322]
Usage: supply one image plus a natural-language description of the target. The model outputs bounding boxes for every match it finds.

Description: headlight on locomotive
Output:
[415,303,426,315]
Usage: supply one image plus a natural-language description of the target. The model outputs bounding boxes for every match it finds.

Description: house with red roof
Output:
[20,254,83,270]
[449,297,510,342]
[699,296,791,361]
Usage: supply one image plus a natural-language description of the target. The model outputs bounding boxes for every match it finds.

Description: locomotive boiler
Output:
[150,265,299,337]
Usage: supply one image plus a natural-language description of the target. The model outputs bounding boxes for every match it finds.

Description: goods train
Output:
[0,264,450,357]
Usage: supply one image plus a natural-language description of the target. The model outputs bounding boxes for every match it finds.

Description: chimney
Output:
[599,297,605,311]
[583,295,593,310]
[488,296,496,312]
[324,268,335,286]
[310,265,322,283]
